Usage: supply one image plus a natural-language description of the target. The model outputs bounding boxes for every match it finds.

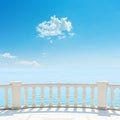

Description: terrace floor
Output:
[0,108,120,120]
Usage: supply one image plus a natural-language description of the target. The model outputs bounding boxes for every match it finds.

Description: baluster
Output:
[5,87,8,108]
[82,86,86,107]
[58,86,61,106]
[110,87,114,109]
[91,87,94,108]
[66,86,69,107]
[24,87,28,108]
[41,86,44,107]
[74,87,77,107]
[119,88,120,110]
[32,86,36,107]
[49,86,52,106]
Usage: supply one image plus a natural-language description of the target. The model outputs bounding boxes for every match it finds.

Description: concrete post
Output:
[11,82,22,109]
[97,81,108,109]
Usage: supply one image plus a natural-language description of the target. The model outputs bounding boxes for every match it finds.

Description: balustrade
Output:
[0,82,120,110]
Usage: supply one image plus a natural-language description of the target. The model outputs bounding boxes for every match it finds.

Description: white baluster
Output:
[82,86,86,107]
[74,87,77,107]
[111,87,114,109]
[32,87,36,107]
[66,86,69,107]
[41,86,44,107]
[91,87,94,108]
[119,88,120,110]
[5,87,8,108]
[49,86,52,107]
[24,87,28,108]
[58,86,61,106]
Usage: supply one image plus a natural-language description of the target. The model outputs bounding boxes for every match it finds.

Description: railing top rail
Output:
[1,82,120,88]
[0,85,10,88]
[22,83,97,87]
[109,84,120,88]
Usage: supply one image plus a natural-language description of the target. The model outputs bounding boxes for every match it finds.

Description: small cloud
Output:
[0,53,16,59]
[49,40,53,44]
[41,52,47,58]
[58,35,66,40]
[18,60,40,67]
[36,16,74,40]
[69,32,75,37]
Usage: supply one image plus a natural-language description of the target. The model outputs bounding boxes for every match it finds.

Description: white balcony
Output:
[0,81,120,120]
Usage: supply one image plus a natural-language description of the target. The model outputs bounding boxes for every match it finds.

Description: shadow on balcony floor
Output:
[0,108,120,117]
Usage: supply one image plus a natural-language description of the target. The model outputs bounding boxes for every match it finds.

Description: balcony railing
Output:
[0,81,120,110]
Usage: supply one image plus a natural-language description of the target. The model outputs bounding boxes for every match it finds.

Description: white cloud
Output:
[18,60,40,67]
[69,32,75,37]
[36,16,74,39]
[49,40,53,44]
[0,53,16,59]
[58,35,66,40]
[41,52,47,57]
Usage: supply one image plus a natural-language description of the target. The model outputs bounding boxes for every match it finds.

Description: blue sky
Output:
[0,0,120,84]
